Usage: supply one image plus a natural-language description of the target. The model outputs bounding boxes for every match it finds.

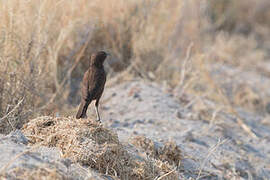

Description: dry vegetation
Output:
[131,136,182,166]
[21,116,179,179]
[1,0,270,133]
[0,0,270,179]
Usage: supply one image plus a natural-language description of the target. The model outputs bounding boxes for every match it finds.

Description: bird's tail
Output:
[76,101,90,119]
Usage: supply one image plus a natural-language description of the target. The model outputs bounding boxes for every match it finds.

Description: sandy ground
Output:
[102,80,270,179]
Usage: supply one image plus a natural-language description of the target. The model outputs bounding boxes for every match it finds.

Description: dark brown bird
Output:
[76,51,109,121]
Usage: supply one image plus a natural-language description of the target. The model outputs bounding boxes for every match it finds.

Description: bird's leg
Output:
[95,99,101,122]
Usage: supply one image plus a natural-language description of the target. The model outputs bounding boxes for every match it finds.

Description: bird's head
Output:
[90,51,110,67]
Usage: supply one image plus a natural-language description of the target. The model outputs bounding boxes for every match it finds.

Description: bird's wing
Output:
[81,67,99,101]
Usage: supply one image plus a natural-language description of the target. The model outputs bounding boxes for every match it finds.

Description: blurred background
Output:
[1,0,270,134]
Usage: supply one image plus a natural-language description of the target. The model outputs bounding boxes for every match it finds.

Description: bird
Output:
[76,51,109,121]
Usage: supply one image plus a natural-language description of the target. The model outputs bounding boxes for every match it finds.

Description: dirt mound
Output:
[22,116,179,179]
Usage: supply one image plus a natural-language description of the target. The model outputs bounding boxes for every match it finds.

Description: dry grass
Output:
[0,0,270,133]
[22,116,179,179]
[0,0,269,138]
[1,1,269,179]
[131,136,182,166]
